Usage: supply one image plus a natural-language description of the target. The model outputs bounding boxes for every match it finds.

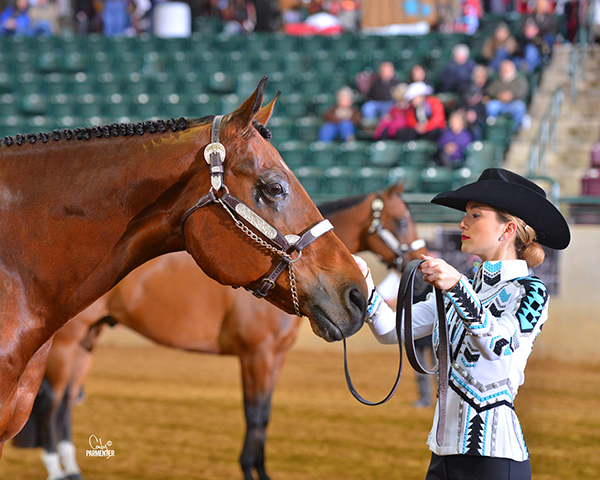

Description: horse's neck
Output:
[0,130,207,325]
[324,199,373,254]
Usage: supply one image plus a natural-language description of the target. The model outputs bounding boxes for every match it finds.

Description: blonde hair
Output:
[496,210,545,268]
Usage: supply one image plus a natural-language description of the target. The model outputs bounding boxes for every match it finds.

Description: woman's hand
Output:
[418,254,462,291]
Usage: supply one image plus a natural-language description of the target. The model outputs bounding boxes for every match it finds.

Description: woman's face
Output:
[458,202,511,262]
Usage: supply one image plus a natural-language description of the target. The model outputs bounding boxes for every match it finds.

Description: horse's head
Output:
[180,78,367,341]
[364,184,428,272]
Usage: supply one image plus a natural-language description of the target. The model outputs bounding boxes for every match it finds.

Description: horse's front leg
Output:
[239,351,288,480]
[0,337,53,444]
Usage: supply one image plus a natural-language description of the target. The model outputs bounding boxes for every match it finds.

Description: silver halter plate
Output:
[181,115,333,317]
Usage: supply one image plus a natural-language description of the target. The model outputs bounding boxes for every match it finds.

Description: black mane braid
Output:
[1,117,190,147]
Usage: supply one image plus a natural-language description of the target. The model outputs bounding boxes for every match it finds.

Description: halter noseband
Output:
[180,115,333,317]
[367,196,426,271]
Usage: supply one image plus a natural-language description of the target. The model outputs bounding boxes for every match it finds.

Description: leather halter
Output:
[343,259,449,446]
[180,115,333,317]
[367,196,426,271]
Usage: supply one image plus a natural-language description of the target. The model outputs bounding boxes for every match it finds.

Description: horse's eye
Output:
[263,183,285,198]
[399,219,409,229]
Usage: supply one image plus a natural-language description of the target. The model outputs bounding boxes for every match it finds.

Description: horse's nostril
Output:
[348,285,367,317]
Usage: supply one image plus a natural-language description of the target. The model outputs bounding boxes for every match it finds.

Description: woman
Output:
[356,168,570,480]
[397,81,446,142]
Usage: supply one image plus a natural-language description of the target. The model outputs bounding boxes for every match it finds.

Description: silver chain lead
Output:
[216,197,302,317]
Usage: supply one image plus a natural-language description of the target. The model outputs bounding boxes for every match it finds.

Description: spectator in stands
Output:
[439,44,476,95]
[485,59,529,132]
[408,63,432,87]
[102,0,130,36]
[74,0,103,34]
[482,22,517,71]
[372,83,410,140]
[398,81,446,142]
[0,0,31,35]
[460,64,489,140]
[513,18,551,73]
[435,110,473,167]
[318,86,362,143]
[526,0,558,47]
[28,0,58,35]
[361,61,400,126]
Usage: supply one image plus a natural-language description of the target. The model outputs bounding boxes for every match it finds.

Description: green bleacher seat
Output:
[43,73,67,96]
[207,72,236,95]
[306,141,338,168]
[275,140,307,170]
[356,167,389,194]
[453,166,479,188]
[131,93,159,120]
[402,140,437,167]
[19,93,47,115]
[48,94,74,117]
[0,94,17,116]
[96,73,122,96]
[277,92,308,118]
[0,115,26,137]
[420,166,456,193]
[266,117,293,143]
[102,93,131,120]
[64,72,94,96]
[388,166,423,193]
[295,166,325,200]
[36,51,60,73]
[464,140,504,172]
[160,93,189,118]
[188,93,221,117]
[55,115,83,129]
[281,51,307,76]
[27,114,53,131]
[336,140,369,168]
[484,115,513,148]
[0,72,14,94]
[236,72,265,98]
[16,73,43,95]
[219,94,240,115]
[77,94,102,118]
[62,52,86,73]
[324,166,356,198]
[295,116,321,143]
[150,73,178,96]
[367,140,404,167]
[308,93,335,117]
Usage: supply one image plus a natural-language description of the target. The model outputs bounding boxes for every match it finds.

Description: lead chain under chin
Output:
[216,196,301,317]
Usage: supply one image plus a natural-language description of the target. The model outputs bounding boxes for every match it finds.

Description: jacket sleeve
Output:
[367,289,437,344]
[426,98,447,131]
[444,275,549,361]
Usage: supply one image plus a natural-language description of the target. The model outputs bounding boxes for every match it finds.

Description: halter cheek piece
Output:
[368,197,426,271]
[180,115,333,317]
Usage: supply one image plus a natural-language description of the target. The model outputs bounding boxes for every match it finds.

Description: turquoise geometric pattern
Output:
[515,277,548,333]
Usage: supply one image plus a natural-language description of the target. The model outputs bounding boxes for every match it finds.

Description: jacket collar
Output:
[473,260,529,292]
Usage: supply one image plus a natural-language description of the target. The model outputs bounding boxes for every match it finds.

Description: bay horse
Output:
[0,77,369,457]
[14,184,428,480]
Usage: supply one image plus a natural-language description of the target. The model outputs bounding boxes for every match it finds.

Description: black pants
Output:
[425,453,532,480]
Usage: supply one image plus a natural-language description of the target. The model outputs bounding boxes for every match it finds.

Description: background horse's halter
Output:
[181,115,333,317]
[343,260,450,446]
[367,196,426,271]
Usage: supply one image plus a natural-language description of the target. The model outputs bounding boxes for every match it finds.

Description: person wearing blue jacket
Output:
[0,0,31,35]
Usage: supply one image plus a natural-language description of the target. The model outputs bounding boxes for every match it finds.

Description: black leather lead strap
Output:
[343,259,449,446]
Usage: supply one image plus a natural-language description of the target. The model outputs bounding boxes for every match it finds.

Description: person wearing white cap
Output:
[395,81,446,142]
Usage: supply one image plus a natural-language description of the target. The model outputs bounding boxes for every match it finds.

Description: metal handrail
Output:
[527,87,564,176]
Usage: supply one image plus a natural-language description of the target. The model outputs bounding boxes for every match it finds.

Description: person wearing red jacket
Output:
[396,82,446,142]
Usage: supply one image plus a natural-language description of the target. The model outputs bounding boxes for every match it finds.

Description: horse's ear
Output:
[386,183,405,196]
[255,91,281,127]
[225,76,268,134]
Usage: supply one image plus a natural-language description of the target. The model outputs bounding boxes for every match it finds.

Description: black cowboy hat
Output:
[431,168,570,250]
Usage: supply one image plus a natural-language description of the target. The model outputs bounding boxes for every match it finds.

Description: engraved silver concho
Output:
[204,142,226,164]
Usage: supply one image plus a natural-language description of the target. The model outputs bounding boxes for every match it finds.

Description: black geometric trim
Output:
[493,338,509,356]
[463,347,480,363]
[449,382,515,413]
[489,303,503,317]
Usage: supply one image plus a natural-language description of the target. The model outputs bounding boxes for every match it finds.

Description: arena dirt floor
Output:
[2,325,600,480]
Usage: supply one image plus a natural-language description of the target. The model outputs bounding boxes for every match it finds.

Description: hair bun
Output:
[521,241,545,268]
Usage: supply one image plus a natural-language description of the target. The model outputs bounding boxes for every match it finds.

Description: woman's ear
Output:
[503,220,517,239]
